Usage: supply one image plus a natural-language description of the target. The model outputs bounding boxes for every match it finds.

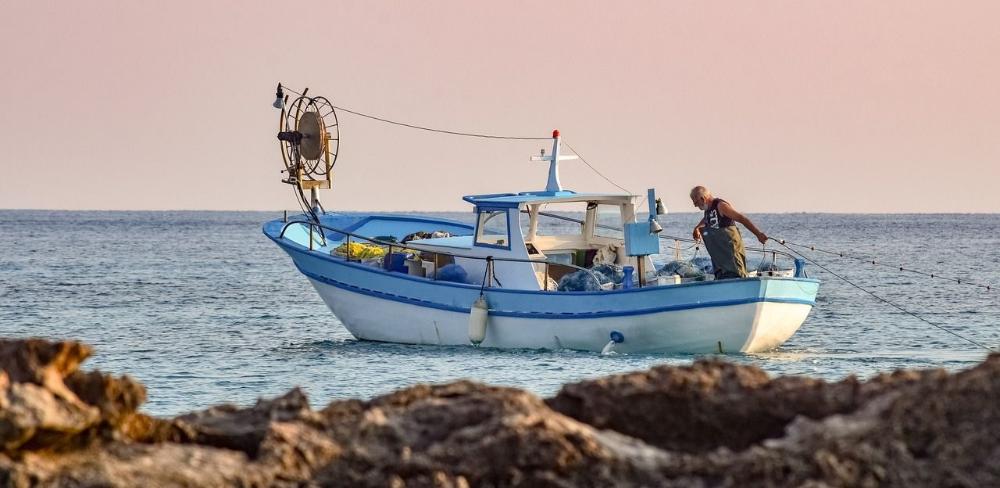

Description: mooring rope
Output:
[776,240,996,353]
[778,239,992,291]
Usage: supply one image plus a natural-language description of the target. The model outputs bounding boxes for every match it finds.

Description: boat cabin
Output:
[404,190,656,290]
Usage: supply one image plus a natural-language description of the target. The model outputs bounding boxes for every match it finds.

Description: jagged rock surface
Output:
[544,358,937,453]
[1,338,998,487]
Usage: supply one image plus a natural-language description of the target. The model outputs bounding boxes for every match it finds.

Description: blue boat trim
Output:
[265,227,820,297]
[296,264,815,319]
[340,214,474,234]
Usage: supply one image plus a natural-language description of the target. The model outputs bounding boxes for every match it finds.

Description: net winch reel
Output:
[273,83,340,219]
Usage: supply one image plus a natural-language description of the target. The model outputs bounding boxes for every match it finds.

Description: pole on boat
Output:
[622,188,664,287]
[530,130,578,192]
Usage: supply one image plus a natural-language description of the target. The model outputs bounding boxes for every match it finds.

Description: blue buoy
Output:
[610,330,625,343]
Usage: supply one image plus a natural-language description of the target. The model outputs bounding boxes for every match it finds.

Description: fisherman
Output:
[690,186,768,279]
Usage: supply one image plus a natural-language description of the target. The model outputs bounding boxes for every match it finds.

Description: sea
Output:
[1,210,997,416]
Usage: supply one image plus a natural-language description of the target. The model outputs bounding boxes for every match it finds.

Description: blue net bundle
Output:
[436,264,469,283]
[557,263,626,291]
[691,256,714,274]
[557,270,601,291]
[657,260,706,279]
[590,263,625,286]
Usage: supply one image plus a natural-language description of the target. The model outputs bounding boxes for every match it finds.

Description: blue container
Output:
[386,252,408,272]
[793,258,807,278]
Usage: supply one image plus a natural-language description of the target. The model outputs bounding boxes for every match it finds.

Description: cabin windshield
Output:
[474,208,510,248]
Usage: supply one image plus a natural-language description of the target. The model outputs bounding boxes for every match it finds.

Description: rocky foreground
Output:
[1,339,998,487]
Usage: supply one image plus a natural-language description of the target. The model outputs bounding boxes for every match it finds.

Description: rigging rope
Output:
[776,241,996,353]
[282,86,633,191]
[562,141,633,195]
[331,105,551,140]
[779,239,992,291]
[283,85,547,140]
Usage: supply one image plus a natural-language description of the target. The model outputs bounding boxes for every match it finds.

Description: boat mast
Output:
[530,130,578,192]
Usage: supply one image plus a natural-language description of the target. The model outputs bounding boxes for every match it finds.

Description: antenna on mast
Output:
[529,130,578,192]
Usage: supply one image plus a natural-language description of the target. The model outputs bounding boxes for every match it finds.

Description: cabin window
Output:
[593,204,624,239]
[475,208,510,248]
[532,203,587,237]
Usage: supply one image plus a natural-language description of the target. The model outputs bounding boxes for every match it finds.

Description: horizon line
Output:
[3,208,1000,216]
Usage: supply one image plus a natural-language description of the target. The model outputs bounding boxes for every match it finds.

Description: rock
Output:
[65,370,146,429]
[644,355,1000,487]
[0,338,150,453]
[171,387,319,456]
[0,371,99,452]
[545,358,934,453]
[0,339,92,404]
[313,381,672,487]
[2,338,1000,487]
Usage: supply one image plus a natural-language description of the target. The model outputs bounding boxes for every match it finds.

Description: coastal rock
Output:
[0,339,92,403]
[1,338,999,487]
[0,371,99,452]
[645,354,1000,487]
[545,358,937,453]
[313,381,671,487]
[0,338,145,453]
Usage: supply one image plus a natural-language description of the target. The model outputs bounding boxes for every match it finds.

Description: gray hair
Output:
[690,186,711,199]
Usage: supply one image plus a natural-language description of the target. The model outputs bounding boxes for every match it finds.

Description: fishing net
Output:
[557,270,603,292]
[591,263,625,285]
[691,256,714,274]
[658,260,706,279]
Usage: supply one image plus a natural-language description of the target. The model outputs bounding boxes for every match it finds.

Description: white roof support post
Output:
[527,204,541,241]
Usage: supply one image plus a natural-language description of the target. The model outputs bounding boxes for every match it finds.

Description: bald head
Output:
[690,186,713,210]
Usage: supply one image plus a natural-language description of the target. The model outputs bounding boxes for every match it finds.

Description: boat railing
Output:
[277,220,604,291]
[529,210,801,270]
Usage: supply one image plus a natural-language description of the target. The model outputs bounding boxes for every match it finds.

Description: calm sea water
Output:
[1,210,997,416]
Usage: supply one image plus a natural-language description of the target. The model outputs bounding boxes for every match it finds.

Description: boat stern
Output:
[739,277,820,353]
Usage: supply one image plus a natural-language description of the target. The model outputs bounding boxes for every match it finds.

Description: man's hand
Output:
[692,227,702,242]
[755,231,768,245]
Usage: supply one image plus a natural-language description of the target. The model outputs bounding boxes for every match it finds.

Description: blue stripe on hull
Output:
[297,264,814,319]
[265,218,819,320]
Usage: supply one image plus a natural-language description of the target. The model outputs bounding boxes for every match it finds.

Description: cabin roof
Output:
[462,190,634,208]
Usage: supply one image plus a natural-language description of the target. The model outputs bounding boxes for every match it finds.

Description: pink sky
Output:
[1,1,998,212]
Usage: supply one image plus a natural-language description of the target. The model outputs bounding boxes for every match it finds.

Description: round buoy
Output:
[610,330,625,343]
[468,295,488,346]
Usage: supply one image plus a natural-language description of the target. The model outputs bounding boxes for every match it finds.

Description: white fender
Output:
[468,295,488,346]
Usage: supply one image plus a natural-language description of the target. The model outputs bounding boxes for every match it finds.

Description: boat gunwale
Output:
[294,262,815,318]
[263,218,821,299]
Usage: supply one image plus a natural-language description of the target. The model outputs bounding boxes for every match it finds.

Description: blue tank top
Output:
[704,198,735,229]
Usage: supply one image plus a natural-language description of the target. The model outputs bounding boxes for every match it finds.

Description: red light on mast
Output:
[552,129,560,138]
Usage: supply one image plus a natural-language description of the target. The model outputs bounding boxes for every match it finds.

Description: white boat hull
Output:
[308,277,812,354]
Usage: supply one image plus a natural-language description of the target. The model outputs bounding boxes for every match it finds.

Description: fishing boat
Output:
[263,87,820,354]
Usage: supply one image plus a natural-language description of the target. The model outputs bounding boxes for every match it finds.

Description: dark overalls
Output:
[701,198,747,279]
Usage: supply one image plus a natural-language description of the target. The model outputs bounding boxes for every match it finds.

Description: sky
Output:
[1,1,998,213]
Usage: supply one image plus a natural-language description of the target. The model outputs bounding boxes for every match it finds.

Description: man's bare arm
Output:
[692,219,706,241]
[717,201,768,244]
